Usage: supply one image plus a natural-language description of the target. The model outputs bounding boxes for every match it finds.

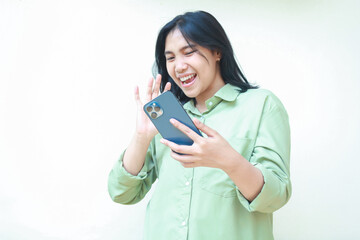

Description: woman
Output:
[108,11,291,240]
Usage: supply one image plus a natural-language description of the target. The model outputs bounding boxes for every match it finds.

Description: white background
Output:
[1,0,359,239]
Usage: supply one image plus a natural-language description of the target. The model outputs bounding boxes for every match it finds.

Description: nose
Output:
[175,58,188,74]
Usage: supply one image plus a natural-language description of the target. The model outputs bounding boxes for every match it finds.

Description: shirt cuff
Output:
[111,150,149,187]
[236,162,282,213]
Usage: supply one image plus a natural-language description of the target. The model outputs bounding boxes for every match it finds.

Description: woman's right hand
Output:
[134,74,171,141]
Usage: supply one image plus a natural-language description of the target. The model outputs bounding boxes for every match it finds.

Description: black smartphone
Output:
[143,91,202,145]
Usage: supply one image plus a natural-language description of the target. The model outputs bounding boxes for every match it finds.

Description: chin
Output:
[181,89,198,99]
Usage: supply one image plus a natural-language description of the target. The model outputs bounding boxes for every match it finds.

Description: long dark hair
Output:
[154,11,257,103]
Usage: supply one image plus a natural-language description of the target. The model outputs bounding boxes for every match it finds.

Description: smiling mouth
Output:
[179,74,197,86]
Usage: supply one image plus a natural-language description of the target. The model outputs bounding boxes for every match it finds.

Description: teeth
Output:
[180,74,195,82]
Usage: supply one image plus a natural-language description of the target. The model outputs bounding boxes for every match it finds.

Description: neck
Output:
[195,64,224,113]
[196,102,208,114]
[195,81,225,113]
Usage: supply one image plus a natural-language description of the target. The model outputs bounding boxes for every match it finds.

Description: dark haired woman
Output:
[108,11,291,240]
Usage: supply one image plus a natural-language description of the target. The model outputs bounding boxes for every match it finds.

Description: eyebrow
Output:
[164,44,196,55]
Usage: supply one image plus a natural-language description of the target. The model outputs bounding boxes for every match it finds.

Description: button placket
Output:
[179,169,193,232]
[185,176,193,186]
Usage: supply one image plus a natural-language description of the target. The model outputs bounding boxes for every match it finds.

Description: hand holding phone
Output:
[143,91,202,145]
[134,75,171,142]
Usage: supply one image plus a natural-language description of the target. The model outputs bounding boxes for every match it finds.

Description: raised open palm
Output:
[134,74,171,140]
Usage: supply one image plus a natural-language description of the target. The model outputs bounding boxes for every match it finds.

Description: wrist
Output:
[133,131,154,145]
[221,150,244,175]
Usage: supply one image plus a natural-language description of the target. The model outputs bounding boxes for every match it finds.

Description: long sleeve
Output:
[109,85,292,239]
[108,139,158,205]
[236,93,292,213]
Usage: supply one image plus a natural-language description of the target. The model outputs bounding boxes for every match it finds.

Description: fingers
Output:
[152,74,162,98]
[160,138,192,154]
[193,118,217,137]
[171,152,197,168]
[134,86,140,101]
[168,148,199,168]
[164,82,172,92]
[140,74,170,105]
[170,118,202,142]
[145,74,163,101]
[160,138,198,167]
[146,77,154,102]
[134,85,143,107]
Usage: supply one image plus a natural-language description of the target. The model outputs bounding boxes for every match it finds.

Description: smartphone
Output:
[143,91,202,145]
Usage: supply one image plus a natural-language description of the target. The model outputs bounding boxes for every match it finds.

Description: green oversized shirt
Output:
[108,84,291,240]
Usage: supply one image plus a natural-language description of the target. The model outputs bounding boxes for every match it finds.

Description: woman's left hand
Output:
[160,118,238,171]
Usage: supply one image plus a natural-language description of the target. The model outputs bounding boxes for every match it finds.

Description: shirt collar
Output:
[213,83,241,102]
[183,84,241,114]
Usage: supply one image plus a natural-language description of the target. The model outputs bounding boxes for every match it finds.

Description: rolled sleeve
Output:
[236,161,291,213]
[108,141,157,205]
[237,94,292,213]
[111,150,149,184]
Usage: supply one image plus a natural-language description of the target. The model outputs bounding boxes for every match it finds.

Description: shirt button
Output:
[182,221,186,226]
[209,102,213,106]
[185,181,190,186]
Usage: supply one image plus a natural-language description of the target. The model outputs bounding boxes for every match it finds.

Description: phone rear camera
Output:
[151,112,157,119]
[154,106,161,112]
[146,106,153,112]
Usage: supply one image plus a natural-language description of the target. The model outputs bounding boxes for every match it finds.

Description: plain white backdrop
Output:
[1,0,359,239]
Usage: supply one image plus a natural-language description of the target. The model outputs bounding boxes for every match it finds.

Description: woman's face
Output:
[164,28,224,104]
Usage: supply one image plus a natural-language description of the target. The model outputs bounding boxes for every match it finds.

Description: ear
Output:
[215,50,222,61]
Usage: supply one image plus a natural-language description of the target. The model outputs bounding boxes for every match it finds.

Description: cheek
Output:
[166,63,175,78]
[166,64,181,87]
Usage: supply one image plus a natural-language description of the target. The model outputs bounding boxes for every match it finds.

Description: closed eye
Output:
[185,50,197,56]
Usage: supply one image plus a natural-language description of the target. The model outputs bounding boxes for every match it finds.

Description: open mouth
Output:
[179,73,197,87]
